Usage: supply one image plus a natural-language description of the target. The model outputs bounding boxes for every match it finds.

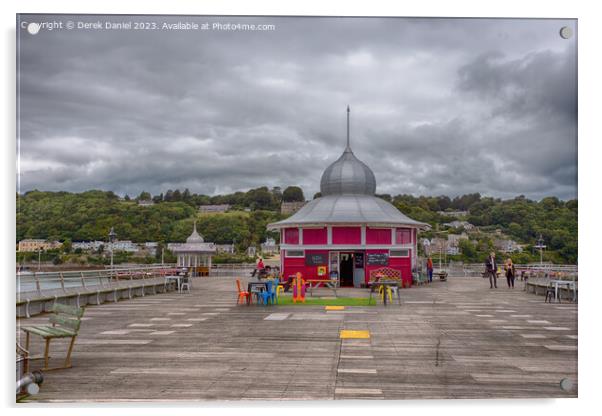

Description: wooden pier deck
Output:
[17,276,577,402]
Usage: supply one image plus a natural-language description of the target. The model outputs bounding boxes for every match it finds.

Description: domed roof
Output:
[267,107,429,231]
[186,222,204,243]
[320,147,376,196]
[320,106,376,196]
[268,194,429,228]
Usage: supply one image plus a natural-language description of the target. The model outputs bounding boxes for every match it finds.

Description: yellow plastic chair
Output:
[276,284,285,298]
[379,285,393,303]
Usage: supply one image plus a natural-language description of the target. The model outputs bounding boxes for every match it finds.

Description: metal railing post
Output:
[59,272,66,293]
[80,271,87,290]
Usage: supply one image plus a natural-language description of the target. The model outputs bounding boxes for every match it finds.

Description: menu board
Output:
[305,253,328,266]
[354,253,364,268]
[366,252,389,266]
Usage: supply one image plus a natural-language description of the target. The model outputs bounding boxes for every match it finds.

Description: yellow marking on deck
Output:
[340,330,370,339]
[325,306,345,311]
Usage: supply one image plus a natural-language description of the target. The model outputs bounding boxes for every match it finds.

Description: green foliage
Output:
[17,190,195,243]
[282,186,305,202]
[212,253,256,264]
[16,190,577,265]
[392,193,576,264]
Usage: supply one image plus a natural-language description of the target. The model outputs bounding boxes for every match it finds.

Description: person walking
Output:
[504,258,516,288]
[426,257,434,283]
[485,252,498,289]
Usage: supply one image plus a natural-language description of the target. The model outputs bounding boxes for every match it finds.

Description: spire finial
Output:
[346,105,350,150]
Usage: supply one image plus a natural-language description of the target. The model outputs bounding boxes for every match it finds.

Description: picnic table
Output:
[165,270,190,293]
[164,275,184,293]
[368,280,401,306]
[305,279,338,297]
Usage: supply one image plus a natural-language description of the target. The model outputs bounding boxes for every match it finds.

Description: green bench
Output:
[21,303,85,371]
[413,272,429,285]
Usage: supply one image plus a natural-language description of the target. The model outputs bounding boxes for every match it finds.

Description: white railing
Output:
[16,264,178,297]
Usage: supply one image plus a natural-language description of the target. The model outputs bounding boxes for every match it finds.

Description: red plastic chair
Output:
[236,279,251,305]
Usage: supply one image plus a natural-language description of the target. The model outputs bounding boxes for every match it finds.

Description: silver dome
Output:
[320,147,376,196]
[186,222,204,243]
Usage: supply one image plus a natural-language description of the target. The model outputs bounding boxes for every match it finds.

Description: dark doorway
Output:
[340,253,354,286]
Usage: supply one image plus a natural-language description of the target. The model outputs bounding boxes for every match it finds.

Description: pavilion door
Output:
[329,251,340,286]
[353,252,365,288]
[339,253,354,287]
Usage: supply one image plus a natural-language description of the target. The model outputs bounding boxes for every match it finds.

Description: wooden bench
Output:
[21,303,85,371]
[412,272,428,286]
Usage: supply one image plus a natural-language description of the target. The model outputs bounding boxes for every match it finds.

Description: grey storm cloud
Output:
[17,15,577,200]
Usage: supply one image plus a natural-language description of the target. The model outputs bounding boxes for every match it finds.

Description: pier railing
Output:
[449,262,578,278]
[16,264,179,297]
[16,265,182,317]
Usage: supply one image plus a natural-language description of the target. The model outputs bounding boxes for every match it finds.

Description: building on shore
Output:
[137,199,155,206]
[168,223,216,275]
[110,240,139,252]
[267,107,429,287]
[443,220,475,231]
[72,241,105,252]
[281,201,307,215]
[199,204,231,213]
[18,239,62,252]
[437,210,469,217]
[215,244,235,254]
[260,237,279,255]
[493,238,524,254]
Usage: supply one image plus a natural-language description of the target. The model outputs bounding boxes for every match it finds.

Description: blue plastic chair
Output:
[260,280,274,306]
[271,278,280,304]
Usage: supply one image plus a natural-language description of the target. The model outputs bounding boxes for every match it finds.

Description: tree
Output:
[137,191,151,201]
[62,238,72,254]
[282,186,305,202]
[313,192,322,199]
[271,186,283,202]
[245,187,278,210]
[182,188,191,201]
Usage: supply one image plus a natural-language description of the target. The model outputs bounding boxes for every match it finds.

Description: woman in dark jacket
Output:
[504,258,516,288]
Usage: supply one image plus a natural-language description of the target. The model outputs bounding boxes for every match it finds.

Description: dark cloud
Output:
[17,15,577,200]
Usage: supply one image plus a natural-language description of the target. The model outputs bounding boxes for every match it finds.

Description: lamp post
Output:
[534,234,546,268]
[108,227,116,278]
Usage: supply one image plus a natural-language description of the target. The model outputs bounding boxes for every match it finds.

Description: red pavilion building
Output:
[267,108,429,287]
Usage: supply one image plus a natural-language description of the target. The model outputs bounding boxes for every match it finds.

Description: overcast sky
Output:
[17,15,577,200]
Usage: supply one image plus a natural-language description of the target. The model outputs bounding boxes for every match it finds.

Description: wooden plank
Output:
[16,275,577,402]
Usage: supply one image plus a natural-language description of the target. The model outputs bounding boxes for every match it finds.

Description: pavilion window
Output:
[302,228,327,245]
[395,228,412,244]
[390,249,410,257]
[284,228,299,244]
[366,227,392,245]
[332,227,361,244]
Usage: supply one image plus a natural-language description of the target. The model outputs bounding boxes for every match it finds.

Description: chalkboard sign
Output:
[354,253,364,268]
[366,252,389,266]
[305,253,328,266]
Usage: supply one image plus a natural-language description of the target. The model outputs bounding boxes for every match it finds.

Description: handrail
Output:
[16,265,178,296]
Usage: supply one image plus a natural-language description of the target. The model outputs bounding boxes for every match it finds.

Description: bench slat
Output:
[22,325,76,338]
[49,314,82,331]
[52,302,85,317]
